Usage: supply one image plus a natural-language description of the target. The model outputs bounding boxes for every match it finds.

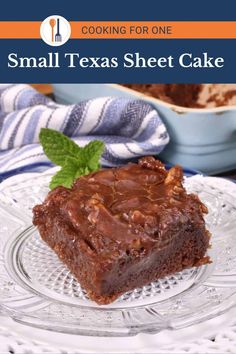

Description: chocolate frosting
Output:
[34,157,207,258]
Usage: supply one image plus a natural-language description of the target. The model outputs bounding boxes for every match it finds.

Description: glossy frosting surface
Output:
[39,157,207,258]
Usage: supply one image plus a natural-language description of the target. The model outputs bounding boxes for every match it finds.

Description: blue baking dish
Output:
[52,84,236,174]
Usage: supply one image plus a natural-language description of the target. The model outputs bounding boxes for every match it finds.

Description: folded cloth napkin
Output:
[0,84,169,177]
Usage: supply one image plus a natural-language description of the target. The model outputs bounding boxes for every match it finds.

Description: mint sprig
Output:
[39,128,82,166]
[39,128,104,190]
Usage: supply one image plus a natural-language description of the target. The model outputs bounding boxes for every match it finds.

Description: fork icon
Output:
[55,18,62,42]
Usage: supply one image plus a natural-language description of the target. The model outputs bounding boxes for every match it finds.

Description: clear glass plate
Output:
[0,170,236,336]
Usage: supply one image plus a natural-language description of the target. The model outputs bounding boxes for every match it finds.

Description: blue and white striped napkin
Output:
[0,84,169,178]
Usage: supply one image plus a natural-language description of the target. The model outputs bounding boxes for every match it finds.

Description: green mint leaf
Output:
[49,158,91,190]
[75,166,90,179]
[81,140,105,170]
[39,128,81,167]
[39,128,105,190]
[49,160,78,190]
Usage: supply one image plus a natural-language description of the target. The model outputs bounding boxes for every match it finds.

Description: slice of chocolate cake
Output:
[33,157,210,304]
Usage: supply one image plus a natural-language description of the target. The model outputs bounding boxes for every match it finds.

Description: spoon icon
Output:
[49,18,56,43]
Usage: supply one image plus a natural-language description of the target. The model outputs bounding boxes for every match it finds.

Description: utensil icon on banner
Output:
[49,18,56,43]
[40,15,71,46]
[55,19,62,42]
